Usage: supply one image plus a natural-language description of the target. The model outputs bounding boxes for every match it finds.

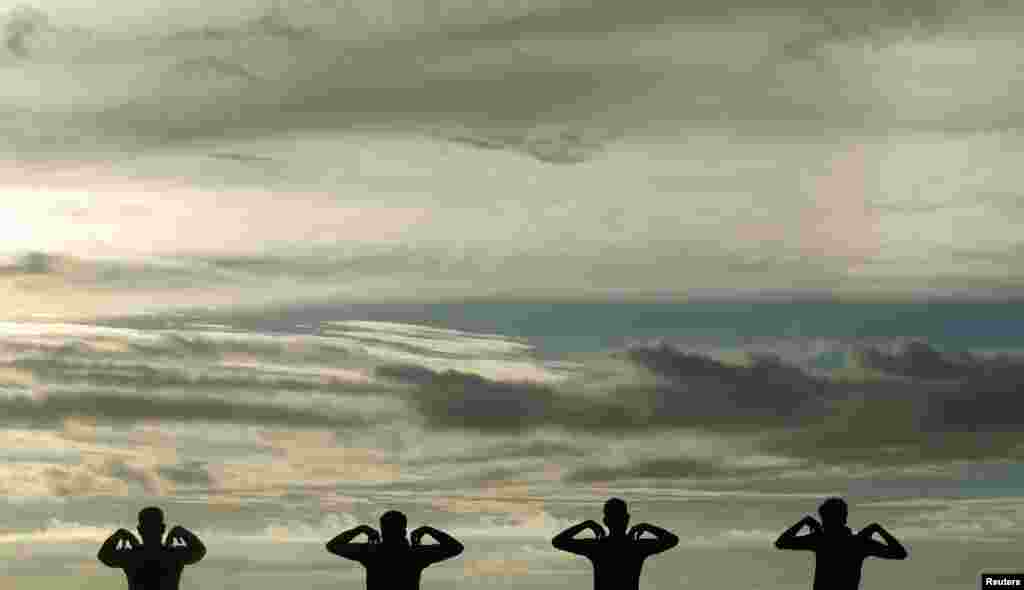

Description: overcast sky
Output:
[2,1,1024,589]
[3,0,1024,320]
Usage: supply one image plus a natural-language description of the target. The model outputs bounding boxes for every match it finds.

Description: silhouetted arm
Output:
[629,523,679,556]
[166,525,206,565]
[775,516,821,551]
[858,523,908,559]
[97,529,138,567]
[411,526,464,564]
[326,525,379,562]
[552,520,604,556]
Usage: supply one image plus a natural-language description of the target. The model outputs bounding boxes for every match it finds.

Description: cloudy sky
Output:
[2,0,1024,589]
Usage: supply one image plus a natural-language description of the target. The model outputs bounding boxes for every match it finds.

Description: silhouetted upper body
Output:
[97,508,206,590]
[775,499,907,590]
[552,498,678,590]
[326,512,463,590]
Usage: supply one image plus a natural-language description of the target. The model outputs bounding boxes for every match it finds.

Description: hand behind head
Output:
[858,523,881,536]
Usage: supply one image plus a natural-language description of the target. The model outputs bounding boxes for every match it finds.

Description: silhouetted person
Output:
[552,497,678,590]
[97,506,206,590]
[775,497,908,590]
[326,510,464,590]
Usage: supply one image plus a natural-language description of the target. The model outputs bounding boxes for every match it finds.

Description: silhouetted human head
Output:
[603,498,630,536]
[380,510,408,545]
[818,497,848,531]
[137,506,166,545]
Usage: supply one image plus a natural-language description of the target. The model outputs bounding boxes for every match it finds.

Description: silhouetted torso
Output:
[570,536,664,590]
[345,543,452,590]
[807,529,873,590]
[116,546,189,590]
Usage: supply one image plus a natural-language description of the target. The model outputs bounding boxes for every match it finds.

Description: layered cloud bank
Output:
[0,309,1020,590]
[1,314,1022,525]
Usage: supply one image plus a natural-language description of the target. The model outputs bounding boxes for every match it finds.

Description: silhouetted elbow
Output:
[664,533,679,549]
[774,539,788,550]
[188,546,207,564]
[893,547,908,560]
[326,540,351,557]
[450,542,465,557]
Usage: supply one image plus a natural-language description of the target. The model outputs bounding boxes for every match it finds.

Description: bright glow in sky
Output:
[2,0,1022,319]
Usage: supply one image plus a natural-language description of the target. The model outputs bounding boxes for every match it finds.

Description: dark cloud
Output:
[375,365,563,432]
[375,364,631,433]
[758,342,1024,467]
[8,0,1023,164]
[375,347,835,434]
[379,338,1024,478]
[624,344,834,429]
[855,340,1021,382]
[854,341,1024,434]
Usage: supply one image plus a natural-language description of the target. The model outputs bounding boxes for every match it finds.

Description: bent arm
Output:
[415,527,464,563]
[326,526,374,561]
[170,527,207,565]
[552,521,601,556]
[634,524,679,556]
[866,526,908,559]
[97,530,135,567]
[775,518,819,551]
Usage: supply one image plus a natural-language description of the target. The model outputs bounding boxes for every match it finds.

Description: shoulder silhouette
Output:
[326,510,463,590]
[97,506,206,590]
[552,497,678,590]
[775,497,908,590]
